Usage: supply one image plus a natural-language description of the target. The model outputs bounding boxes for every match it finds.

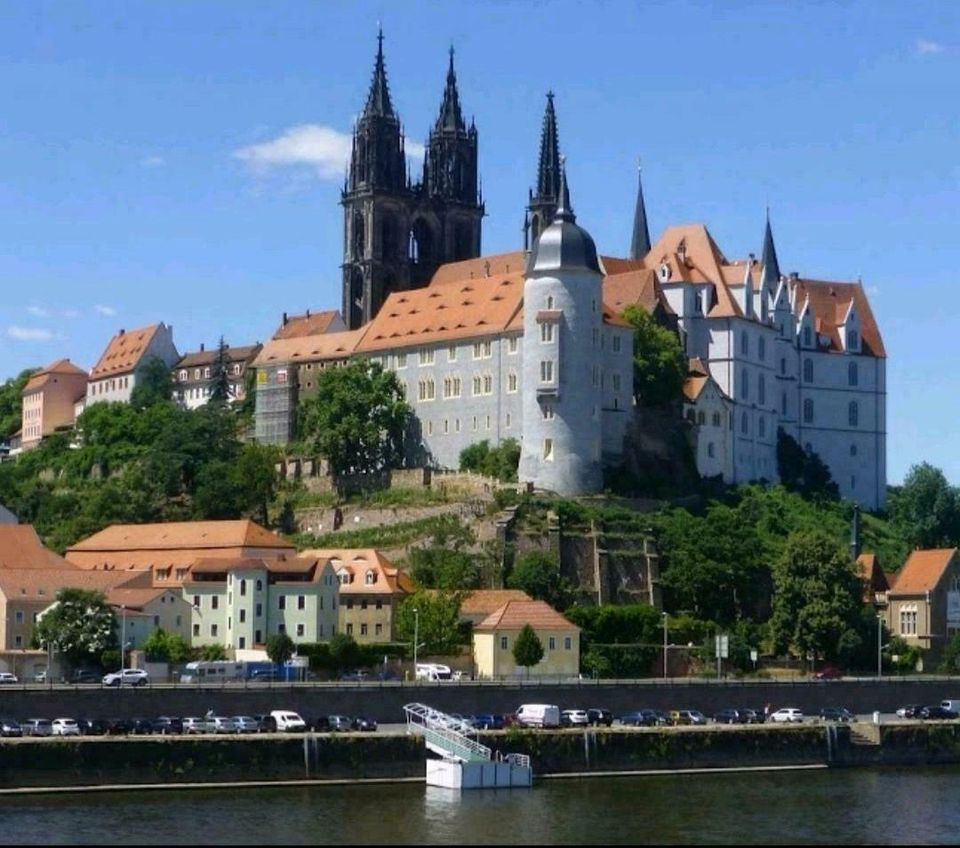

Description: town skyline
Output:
[1,1,958,484]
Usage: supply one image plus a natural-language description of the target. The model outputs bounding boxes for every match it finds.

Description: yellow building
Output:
[885,548,960,661]
[473,599,580,680]
[20,359,88,450]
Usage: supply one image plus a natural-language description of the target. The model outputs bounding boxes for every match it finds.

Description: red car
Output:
[813,666,843,680]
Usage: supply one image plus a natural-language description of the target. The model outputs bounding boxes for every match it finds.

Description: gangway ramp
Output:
[402,702,492,763]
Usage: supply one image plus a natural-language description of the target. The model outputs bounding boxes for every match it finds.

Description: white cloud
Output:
[95,304,118,317]
[141,155,166,167]
[62,308,80,319]
[234,123,424,180]
[916,39,944,55]
[26,305,50,318]
[8,326,54,341]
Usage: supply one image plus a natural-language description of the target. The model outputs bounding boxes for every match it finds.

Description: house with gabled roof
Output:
[173,342,262,410]
[20,359,88,450]
[86,322,179,406]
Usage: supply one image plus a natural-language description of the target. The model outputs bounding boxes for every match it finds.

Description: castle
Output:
[253,33,887,509]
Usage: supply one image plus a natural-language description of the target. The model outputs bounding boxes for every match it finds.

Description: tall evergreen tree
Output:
[208,337,231,404]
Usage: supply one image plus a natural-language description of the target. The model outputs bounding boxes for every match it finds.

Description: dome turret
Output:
[526,162,600,275]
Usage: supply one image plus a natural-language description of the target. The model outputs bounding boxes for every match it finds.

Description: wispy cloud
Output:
[916,38,944,55]
[8,326,54,341]
[95,304,118,317]
[234,123,424,181]
[140,155,166,168]
[62,308,80,319]
[26,305,50,318]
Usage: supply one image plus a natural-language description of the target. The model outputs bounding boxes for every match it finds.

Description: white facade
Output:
[86,323,180,406]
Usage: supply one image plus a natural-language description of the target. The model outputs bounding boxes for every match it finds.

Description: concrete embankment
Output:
[4,722,960,793]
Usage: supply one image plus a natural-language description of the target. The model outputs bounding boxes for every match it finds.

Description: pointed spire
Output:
[536,92,561,200]
[364,24,394,117]
[760,208,781,287]
[555,157,575,223]
[435,44,464,131]
[630,159,651,260]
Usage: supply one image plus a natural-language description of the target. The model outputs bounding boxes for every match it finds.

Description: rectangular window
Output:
[540,360,554,383]
[549,637,556,651]
[542,402,555,421]
[360,623,368,636]
[211,624,218,637]
[397,353,407,369]
[298,595,305,610]
[612,374,621,392]
[507,372,518,393]
[15,611,23,624]
[448,345,457,362]
[419,348,434,366]
[485,415,491,430]
[15,636,22,648]
[500,636,509,650]
[508,337,518,354]
[278,624,286,634]
[564,636,572,650]
[346,623,354,636]
[193,624,200,637]
[278,596,286,610]
[540,322,554,343]
[483,374,492,394]
[612,335,622,353]
[238,636,246,649]
[543,438,554,461]
[255,629,262,643]
[375,623,383,636]
[472,375,482,396]
[239,609,246,623]
[211,596,219,610]
[256,603,262,617]
[276,369,287,385]
[297,623,305,637]
[505,412,511,428]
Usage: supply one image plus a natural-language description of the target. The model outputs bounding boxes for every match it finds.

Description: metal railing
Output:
[403,702,491,763]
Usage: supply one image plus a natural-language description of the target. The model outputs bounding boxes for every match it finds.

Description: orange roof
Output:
[272,310,344,340]
[22,359,88,395]
[299,548,413,595]
[188,555,317,576]
[67,520,294,554]
[889,549,958,595]
[429,252,527,286]
[175,344,261,370]
[90,324,162,379]
[0,525,78,570]
[794,278,886,358]
[460,589,532,617]
[601,268,672,316]
[253,327,368,367]
[856,552,890,598]
[600,256,646,276]
[475,599,578,632]
[683,375,710,402]
[105,586,174,609]
[0,567,144,600]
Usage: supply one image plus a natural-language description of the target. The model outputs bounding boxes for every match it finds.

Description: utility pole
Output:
[662,612,668,679]
[413,607,420,679]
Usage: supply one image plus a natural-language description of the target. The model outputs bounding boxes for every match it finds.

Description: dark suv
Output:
[71,669,100,685]
[587,708,614,727]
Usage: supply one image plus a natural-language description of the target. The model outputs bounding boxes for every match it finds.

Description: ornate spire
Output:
[555,156,575,222]
[630,160,651,260]
[536,92,561,200]
[363,25,394,118]
[760,208,781,287]
[435,45,464,131]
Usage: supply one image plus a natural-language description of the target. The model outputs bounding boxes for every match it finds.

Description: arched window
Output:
[741,412,749,434]
[365,570,377,586]
[781,392,787,415]
[712,412,721,427]
[240,579,246,597]
[741,332,749,356]
[803,359,813,383]
[758,374,766,406]
[803,398,814,423]
[352,213,365,260]
[741,368,749,399]
[848,401,859,427]
[848,361,858,386]
[707,442,715,458]
[847,329,859,350]
[255,579,263,592]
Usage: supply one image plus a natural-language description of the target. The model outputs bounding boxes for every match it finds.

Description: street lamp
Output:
[412,607,420,678]
[120,604,126,671]
[877,614,884,680]
[662,612,668,680]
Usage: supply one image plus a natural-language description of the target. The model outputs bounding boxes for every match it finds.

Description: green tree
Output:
[298,360,410,475]
[141,628,192,663]
[198,644,227,661]
[890,462,960,550]
[34,588,117,667]
[406,516,480,590]
[769,530,865,663]
[622,304,687,407]
[512,624,545,677]
[266,632,296,667]
[129,357,174,409]
[507,550,574,611]
[0,368,36,441]
[459,438,521,482]
[395,591,465,656]
[776,429,839,501]
[328,633,362,673]
[208,337,231,404]
[565,604,663,677]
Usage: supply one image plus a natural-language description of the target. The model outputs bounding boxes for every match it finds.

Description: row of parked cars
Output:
[0,709,378,738]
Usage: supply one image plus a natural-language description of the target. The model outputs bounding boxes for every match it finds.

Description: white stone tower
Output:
[518,162,604,495]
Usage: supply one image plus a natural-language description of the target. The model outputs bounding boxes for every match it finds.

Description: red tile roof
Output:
[460,590,532,617]
[90,324,163,379]
[475,599,578,632]
[889,549,958,595]
[0,525,77,570]
[272,310,345,340]
[794,279,886,358]
[67,520,294,553]
[299,548,413,595]
[22,360,88,395]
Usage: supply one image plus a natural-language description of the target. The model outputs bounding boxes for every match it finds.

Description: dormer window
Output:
[847,329,859,350]
[365,570,377,586]
[803,326,812,347]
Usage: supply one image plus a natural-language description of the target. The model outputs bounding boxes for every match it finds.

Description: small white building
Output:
[86,323,180,406]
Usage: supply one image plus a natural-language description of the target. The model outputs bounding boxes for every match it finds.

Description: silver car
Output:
[233,716,259,734]
[52,718,80,737]
[182,717,210,735]
[22,718,53,737]
[209,716,239,734]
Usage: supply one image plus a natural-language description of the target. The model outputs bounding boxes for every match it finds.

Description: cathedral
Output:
[253,32,887,510]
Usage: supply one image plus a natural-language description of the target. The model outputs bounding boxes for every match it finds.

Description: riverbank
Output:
[4,721,960,793]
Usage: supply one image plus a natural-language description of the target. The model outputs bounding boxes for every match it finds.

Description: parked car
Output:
[71,669,101,685]
[254,714,277,733]
[351,716,377,732]
[619,711,658,727]
[0,718,23,737]
[587,708,614,727]
[51,718,80,737]
[813,666,843,681]
[182,717,210,735]
[102,668,149,687]
[209,716,239,734]
[514,704,561,729]
[339,670,370,682]
[130,718,155,735]
[561,709,590,727]
[770,708,805,723]
[920,705,958,720]
[233,716,259,734]
[896,704,923,719]
[106,718,134,735]
[33,669,49,684]
[270,710,307,732]
[310,716,331,732]
[21,718,53,737]
[670,709,707,726]
[328,714,354,732]
[76,718,109,736]
[472,714,505,731]
[819,707,855,723]
[714,709,745,725]
[940,699,960,714]
[0,672,19,684]
[740,709,764,724]
[154,716,183,735]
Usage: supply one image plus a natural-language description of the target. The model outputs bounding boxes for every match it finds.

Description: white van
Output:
[415,663,452,682]
[515,704,561,729]
[270,710,307,732]
[940,699,960,715]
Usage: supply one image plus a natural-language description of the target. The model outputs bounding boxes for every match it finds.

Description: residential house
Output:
[65,519,296,588]
[173,342,262,410]
[107,586,194,650]
[472,599,580,679]
[86,323,180,406]
[458,589,533,628]
[20,359,88,450]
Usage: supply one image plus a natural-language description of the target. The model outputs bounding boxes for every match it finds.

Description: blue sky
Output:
[1,1,957,485]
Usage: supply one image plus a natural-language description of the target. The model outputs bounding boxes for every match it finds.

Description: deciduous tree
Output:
[512,624,545,676]
[34,588,117,667]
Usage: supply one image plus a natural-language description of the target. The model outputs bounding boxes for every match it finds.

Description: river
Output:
[1,767,958,844]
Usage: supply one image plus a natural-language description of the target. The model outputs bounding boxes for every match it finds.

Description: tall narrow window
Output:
[803,398,814,423]
[741,368,749,400]
[758,374,766,406]
[803,359,813,383]
[848,401,859,427]
[848,361,858,386]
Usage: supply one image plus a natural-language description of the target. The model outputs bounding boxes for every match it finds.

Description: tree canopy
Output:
[129,357,174,410]
[776,428,839,501]
[407,516,481,590]
[208,337,232,404]
[34,588,116,667]
[298,360,411,475]
[141,628,192,663]
[622,304,687,407]
[507,550,574,611]
[512,624,545,675]
[459,439,521,482]
[266,632,296,667]
[889,462,960,550]
[0,368,36,442]
[395,591,465,656]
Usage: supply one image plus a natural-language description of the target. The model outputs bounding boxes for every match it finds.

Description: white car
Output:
[51,718,80,737]
[0,672,18,684]
[770,707,804,723]
[102,668,149,687]
[270,710,307,732]
[561,709,590,727]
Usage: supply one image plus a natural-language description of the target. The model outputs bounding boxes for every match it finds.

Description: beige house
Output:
[885,548,960,661]
[459,589,532,628]
[20,359,88,450]
[473,599,580,680]
[66,520,296,588]
[183,555,338,652]
[301,548,413,644]
[107,586,194,649]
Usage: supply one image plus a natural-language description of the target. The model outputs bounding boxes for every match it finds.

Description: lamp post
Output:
[412,607,420,679]
[120,604,126,671]
[662,612,668,680]
[877,614,883,680]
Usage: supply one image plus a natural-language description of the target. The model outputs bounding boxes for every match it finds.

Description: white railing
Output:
[403,702,492,763]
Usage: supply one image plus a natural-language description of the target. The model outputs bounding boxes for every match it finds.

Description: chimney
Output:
[200,343,205,352]
[119,329,125,336]
[282,312,288,325]
[306,309,311,317]
[789,272,799,282]
[749,253,756,265]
